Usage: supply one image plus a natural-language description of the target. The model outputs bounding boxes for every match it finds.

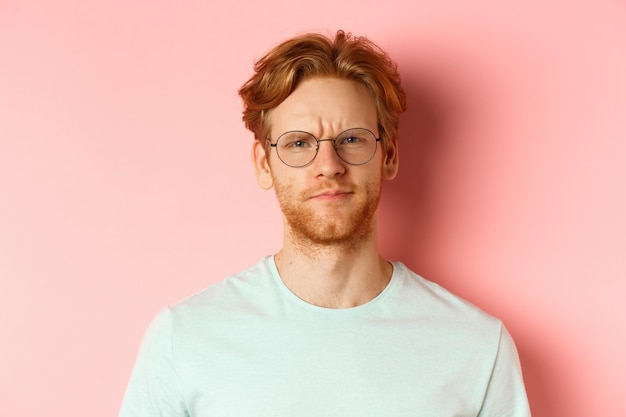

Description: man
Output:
[119,30,531,416]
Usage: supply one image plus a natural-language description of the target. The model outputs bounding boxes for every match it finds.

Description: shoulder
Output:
[154,257,277,331]
[390,262,503,338]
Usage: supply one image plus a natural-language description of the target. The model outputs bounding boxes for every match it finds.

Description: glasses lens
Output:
[276,131,318,167]
[335,128,378,165]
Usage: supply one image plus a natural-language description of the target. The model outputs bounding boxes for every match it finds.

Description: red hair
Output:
[238,30,407,149]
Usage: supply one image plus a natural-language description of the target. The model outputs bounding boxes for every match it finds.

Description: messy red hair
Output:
[238,30,407,149]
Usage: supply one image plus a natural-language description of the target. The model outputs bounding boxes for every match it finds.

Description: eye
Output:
[284,138,314,149]
[291,140,309,148]
[338,134,366,146]
[278,132,316,151]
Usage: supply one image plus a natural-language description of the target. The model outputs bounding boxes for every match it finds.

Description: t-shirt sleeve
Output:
[478,324,532,417]
[119,307,188,417]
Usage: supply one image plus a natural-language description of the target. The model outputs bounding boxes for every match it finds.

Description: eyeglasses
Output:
[267,128,381,168]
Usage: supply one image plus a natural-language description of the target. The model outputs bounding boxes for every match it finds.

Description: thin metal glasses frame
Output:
[267,128,381,168]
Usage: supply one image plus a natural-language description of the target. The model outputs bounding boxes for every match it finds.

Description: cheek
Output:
[271,173,298,203]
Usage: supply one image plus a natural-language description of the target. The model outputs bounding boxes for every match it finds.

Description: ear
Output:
[252,140,274,190]
[382,138,399,180]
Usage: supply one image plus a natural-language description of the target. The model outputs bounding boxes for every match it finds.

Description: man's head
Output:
[238,30,407,151]
[239,31,407,250]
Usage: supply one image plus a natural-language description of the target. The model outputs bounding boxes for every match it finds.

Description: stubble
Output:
[274,178,381,254]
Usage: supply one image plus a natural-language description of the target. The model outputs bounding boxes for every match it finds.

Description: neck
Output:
[274,226,392,309]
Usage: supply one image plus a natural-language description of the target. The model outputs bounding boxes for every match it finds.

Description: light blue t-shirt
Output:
[120,257,530,417]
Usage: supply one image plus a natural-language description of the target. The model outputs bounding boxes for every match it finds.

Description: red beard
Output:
[273,178,381,249]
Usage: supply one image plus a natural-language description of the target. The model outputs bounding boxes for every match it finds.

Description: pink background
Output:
[1,1,625,416]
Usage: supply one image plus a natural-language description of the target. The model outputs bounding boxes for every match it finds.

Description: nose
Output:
[313,139,346,177]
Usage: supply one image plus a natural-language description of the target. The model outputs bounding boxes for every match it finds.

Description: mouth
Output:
[309,189,352,201]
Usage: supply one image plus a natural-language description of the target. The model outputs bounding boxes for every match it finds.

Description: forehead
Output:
[268,77,378,136]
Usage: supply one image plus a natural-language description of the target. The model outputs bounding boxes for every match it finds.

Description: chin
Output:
[289,216,375,249]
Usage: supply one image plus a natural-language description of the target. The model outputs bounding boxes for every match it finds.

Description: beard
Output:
[273,176,382,251]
